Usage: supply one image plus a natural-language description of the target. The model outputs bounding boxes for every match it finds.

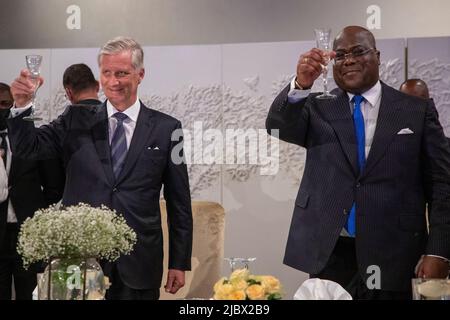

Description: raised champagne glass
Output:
[314,28,336,99]
[23,54,43,121]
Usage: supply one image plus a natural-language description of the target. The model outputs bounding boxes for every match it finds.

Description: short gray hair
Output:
[98,36,144,70]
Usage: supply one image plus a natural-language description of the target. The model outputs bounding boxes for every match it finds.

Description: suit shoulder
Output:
[65,103,101,114]
[384,84,430,110]
[144,107,181,126]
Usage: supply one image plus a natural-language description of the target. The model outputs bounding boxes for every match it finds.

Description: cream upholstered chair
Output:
[159,201,225,299]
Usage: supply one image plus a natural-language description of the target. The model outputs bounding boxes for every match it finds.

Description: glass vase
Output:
[38,257,109,300]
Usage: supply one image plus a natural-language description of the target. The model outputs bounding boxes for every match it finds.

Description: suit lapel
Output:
[321,89,359,177]
[91,103,115,186]
[115,102,155,184]
[363,84,404,177]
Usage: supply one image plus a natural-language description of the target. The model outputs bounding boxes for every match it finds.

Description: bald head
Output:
[399,79,430,99]
[333,26,376,50]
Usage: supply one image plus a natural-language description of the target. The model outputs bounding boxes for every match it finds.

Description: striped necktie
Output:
[111,113,129,179]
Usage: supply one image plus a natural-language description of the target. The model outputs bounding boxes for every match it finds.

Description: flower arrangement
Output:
[213,268,283,300]
[17,203,137,268]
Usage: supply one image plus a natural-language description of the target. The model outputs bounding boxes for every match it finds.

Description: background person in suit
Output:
[399,78,430,99]
[62,63,101,105]
[8,37,193,300]
[0,83,65,300]
[266,26,450,299]
[400,79,450,278]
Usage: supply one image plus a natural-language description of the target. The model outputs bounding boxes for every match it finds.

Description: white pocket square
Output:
[397,128,414,135]
[147,146,160,150]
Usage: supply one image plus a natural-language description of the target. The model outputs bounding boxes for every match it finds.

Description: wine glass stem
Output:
[322,66,329,94]
[30,77,38,116]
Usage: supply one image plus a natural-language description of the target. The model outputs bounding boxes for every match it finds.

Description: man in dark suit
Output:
[9,37,193,300]
[62,63,101,105]
[0,83,64,300]
[266,26,450,299]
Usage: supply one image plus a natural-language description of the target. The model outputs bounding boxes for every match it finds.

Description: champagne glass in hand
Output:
[314,28,336,99]
[23,54,43,121]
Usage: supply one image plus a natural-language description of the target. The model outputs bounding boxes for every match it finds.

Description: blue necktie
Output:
[345,95,365,236]
[111,113,128,179]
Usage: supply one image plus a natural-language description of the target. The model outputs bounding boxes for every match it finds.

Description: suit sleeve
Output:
[38,157,65,206]
[163,120,193,270]
[422,99,450,259]
[7,107,71,161]
[265,83,311,147]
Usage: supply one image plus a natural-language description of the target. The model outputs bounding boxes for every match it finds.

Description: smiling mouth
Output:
[343,70,360,76]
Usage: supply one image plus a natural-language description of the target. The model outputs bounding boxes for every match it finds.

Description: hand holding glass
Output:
[23,54,43,121]
[314,28,336,99]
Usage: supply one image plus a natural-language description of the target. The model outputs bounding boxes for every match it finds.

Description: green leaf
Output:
[267,292,283,300]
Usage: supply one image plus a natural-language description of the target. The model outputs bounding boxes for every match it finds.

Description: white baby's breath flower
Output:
[17,203,137,269]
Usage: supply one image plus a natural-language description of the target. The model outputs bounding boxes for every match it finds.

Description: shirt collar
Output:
[106,98,141,122]
[347,81,382,107]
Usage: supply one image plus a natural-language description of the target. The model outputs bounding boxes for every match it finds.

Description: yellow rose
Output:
[213,277,227,293]
[228,290,246,300]
[230,278,248,291]
[230,268,249,281]
[260,275,281,294]
[246,284,266,300]
[214,282,234,300]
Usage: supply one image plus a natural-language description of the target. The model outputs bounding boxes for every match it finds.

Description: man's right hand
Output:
[10,69,44,107]
[295,48,336,89]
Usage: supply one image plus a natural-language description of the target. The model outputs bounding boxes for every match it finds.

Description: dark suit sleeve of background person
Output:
[37,158,65,206]
[163,120,193,271]
[421,99,450,259]
[266,83,314,146]
[7,106,72,161]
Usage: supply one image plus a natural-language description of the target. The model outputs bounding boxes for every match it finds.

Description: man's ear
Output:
[64,87,75,103]
[95,81,100,93]
[138,68,145,84]
[65,87,73,103]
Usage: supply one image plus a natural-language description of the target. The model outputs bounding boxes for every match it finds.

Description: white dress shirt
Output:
[0,131,17,222]
[106,98,141,147]
[0,132,8,203]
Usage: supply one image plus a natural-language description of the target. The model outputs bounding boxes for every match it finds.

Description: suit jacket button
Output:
[343,209,348,215]
[112,188,118,192]
[356,183,361,188]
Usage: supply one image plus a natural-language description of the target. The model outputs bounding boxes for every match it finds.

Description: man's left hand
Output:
[165,269,186,294]
[416,256,449,278]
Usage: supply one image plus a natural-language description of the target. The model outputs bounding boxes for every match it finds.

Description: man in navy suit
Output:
[9,37,193,300]
[267,26,450,299]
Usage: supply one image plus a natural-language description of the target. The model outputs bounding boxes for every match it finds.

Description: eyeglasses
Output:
[334,47,375,63]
